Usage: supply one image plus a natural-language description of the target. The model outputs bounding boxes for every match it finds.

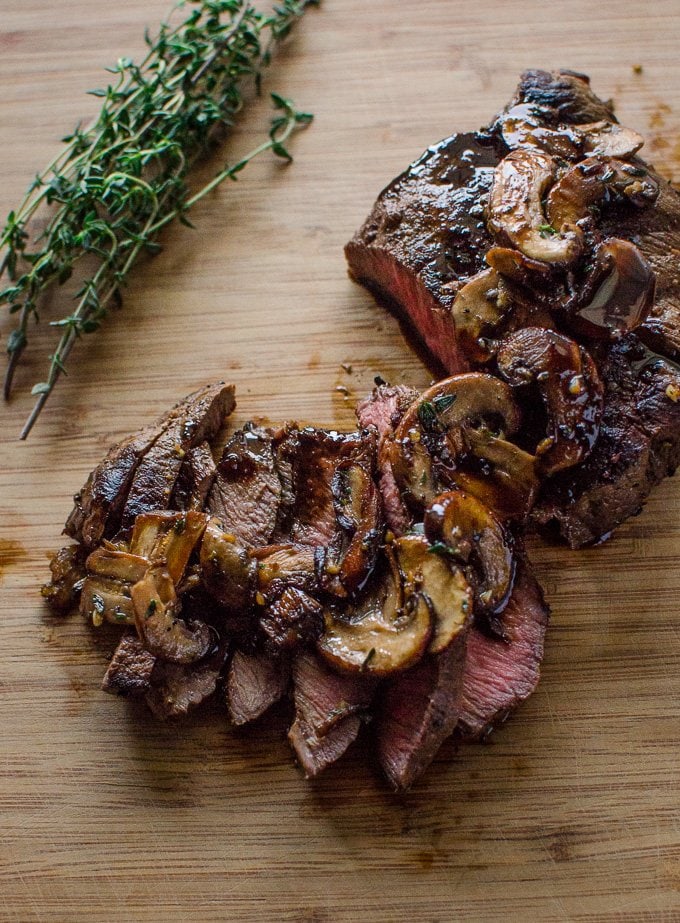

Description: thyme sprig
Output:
[0,0,317,438]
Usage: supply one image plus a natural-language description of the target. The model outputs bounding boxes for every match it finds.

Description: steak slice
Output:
[288,714,362,779]
[376,628,469,791]
[226,649,291,726]
[66,382,234,549]
[41,544,87,613]
[532,336,680,546]
[207,424,283,547]
[285,428,373,547]
[120,382,234,533]
[101,633,157,697]
[171,442,217,511]
[356,384,418,535]
[458,557,549,739]
[145,646,228,720]
[291,649,375,738]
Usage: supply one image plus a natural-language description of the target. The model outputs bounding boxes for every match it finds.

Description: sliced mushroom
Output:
[199,519,256,612]
[488,149,582,264]
[496,327,604,475]
[393,534,472,654]
[484,247,553,284]
[545,156,659,236]
[499,105,644,161]
[579,121,645,159]
[80,576,135,627]
[131,565,212,664]
[79,545,149,626]
[451,268,514,364]
[499,103,583,160]
[569,238,655,339]
[424,489,514,616]
[317,547,433,676]
[129,510,208,583]
[317,460,383,597]
[387,373,538,519]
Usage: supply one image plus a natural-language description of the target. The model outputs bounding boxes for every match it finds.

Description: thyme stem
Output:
[1,0,318,438]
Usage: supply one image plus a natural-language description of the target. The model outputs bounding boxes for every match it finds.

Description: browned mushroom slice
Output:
[496,327,604,475]
[451,268,515,364]
[499,105,644,161]
[318,461,383,597]
[129,510,208,583]
[79,545,149,626]
[545,156,659,236]
[388,372,538,518]
[455,429,539,519]
[579,121,644,159]
[199,519,256,612]
[317,547,433,676]
[484,247,553,285]
[499,103,583,161]
[487,149,582,264]
[131,566,212,664]
[393,534,472,654]
[424,489,514,616]
[571,238,655,339]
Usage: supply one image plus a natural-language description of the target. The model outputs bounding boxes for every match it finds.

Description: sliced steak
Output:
[532,336,680,546]
[171,442,217,511]
[66,382,234,549]
[120,382,234,533]
[291,649,375,738]
[458,557,549,739]
[288,714,362,779]
[286,428,373,547]
[259,586,324,654]
[226,649,291,726]
[376,628,469,791]
[207,424,283,547]
[145,645,228,720]
[356,384,418,535]
[101,633,157,697]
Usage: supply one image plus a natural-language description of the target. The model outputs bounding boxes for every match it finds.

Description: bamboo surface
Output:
[1,1,679,920]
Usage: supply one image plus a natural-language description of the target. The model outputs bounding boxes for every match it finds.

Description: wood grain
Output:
[1,1,679,920]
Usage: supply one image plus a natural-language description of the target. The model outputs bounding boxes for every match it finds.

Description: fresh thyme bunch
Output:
[0,0,317,437]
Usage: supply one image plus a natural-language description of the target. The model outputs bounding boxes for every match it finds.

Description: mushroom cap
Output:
[389,373,538,519]
[496,326,604,475]
[131,565,213,664]
[425,489,515,617]
[488,149,582,264]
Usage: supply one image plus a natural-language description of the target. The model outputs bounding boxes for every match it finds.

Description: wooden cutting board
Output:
[1,2,679,920]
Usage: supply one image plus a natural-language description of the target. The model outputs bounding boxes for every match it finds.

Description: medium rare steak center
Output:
[45,70,680,789]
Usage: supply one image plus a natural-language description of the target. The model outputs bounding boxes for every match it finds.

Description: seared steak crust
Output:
[346,132,502,375]
[532,337,680,546]
[66,382,234,549]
